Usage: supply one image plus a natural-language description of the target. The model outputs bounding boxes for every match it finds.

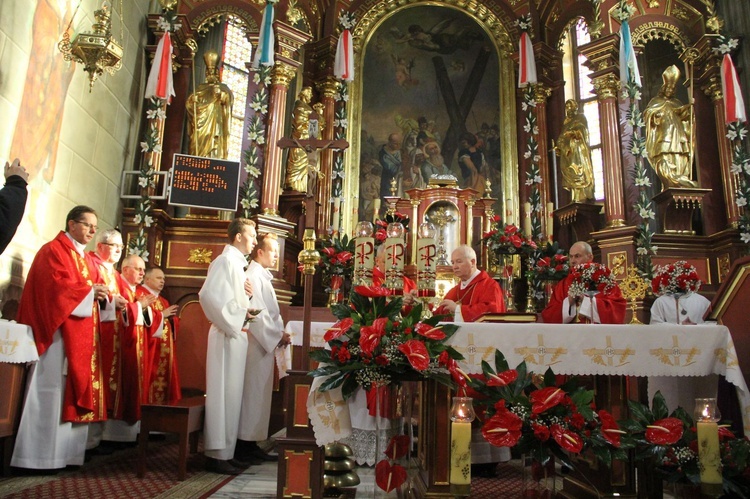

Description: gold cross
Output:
[583,335,634,367]
[453,333,496,369]
[0,330,19,356]
[649,335,700,367]
[514,334,567,366]
[316,390,347,433]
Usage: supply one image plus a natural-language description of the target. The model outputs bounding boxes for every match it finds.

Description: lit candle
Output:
[523,202,532,238]
[450,397,475,496]
[695,398,723,496]
[546,202,554,241]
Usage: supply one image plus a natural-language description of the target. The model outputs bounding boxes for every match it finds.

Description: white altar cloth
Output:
[289,321,750,446]
[0,320,38,364]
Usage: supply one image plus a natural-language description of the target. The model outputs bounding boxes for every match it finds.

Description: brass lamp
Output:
[59,0,124,91]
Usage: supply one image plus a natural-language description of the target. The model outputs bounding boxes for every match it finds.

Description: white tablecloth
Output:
[291,321,750,445]
[0,320,38,364]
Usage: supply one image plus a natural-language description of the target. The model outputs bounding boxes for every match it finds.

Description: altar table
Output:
[286,321,750,445]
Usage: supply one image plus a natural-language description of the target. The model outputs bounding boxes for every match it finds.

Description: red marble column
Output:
[261,62,296,216]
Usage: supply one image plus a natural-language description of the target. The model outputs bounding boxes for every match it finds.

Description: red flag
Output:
[518,32,537,88]
[145,32,175,102]
[334,29,354,82]
[722,53,747,124]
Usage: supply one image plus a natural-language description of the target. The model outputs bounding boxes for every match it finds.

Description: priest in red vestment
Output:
[12,206,111,469]
[139,266,180,404]
[541,241,626,324]
[434,244,505,322]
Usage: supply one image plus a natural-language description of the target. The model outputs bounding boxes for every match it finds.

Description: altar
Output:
[289,320,750,496]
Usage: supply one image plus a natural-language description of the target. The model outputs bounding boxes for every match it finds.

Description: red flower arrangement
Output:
[469,351,626,470]
[309,285,463,399]
[619,391,750,494]
[651,261,702,296]
[483,215,537,256]
[317,235,355,293]
[568,262,617,298]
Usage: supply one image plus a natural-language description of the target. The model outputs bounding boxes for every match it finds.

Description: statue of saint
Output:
[285,87,324,193]
[185,51,234,159]
[644,65,697,189]
[557,100,595,202]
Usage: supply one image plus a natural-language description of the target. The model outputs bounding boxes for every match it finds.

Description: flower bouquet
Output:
[309,285,463,399]
[527,241,570,283]
[468,350,626,471]
[619,391,750,497]
[569,262,617,298]
[317,235,355,294]
[482,215,537,256]
[374,211,411,245]
[651,261,701,296]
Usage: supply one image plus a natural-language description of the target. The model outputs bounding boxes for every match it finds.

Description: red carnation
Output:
[533,423,550,442]
[645,418,684,445]
[398,340,430,371]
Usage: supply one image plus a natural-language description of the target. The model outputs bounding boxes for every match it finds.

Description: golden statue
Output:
[644,65,697,189]
[185,51,233,159]
[285,87,325,193]
[557,100,595,202]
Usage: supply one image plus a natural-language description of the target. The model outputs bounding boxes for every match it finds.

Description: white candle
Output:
[332,198,341,234]
[523,202,532,238]
[449,421,471,485]
[546,202,554,240]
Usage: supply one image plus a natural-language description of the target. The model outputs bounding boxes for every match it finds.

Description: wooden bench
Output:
[137,396,205,481]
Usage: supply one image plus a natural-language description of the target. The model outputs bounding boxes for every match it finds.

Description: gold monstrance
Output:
[618,265,650,325]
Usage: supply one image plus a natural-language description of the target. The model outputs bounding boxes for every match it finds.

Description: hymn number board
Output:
[168,154,241,211]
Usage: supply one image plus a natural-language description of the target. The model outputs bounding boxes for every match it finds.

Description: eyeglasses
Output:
[74,220,98,231]
[103,243,124,250]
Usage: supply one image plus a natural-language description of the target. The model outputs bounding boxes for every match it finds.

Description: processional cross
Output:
[276,135,348,371]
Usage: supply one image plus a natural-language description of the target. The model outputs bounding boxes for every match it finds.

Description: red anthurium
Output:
[329,275,344,290]
[486,369,518,387]
[413,322,446,340]
[718,426,735,441]
[385,435,411,460]
[323,317,354,342]
[551,424,584,453]
[598,410,622,448]
[338,251,353,263]
[322,246,336,257]
[375,460,408,493]
[360,323,387,356]
[482,409,523,447]
[398,340,430,371]
[354,285,391,298]
[645,417,684,445]
[529,387,565,414]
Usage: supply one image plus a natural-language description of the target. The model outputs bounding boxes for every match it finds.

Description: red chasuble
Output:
[137,286,181,405]
[433,270,505,322]
[17,232,107,422]
[541,273,627,324]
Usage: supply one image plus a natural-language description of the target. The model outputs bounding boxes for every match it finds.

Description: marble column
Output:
[533,83,553,236]
[261,62,297,216]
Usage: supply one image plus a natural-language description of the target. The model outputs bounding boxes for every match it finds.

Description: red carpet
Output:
[0,439,232,499]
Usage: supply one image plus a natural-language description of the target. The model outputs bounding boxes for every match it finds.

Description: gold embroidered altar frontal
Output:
[289,321,750,443]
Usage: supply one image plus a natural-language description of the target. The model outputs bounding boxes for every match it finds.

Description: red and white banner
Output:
[721,53,747,124]
[334,29,354,82]
[518,31,537,88]
[144,32,175,102]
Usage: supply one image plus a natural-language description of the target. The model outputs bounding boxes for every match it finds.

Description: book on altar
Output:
[474,312,538,323]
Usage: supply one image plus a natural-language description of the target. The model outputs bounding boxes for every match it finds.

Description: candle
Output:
[332,198,341,234]
[449,421,472,485]
[695,398,723,496]
[546,202,554,240]
[372,198,381,223]
[523,202,532,238]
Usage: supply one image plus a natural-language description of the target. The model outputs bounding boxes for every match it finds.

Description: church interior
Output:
[2,0,750,497]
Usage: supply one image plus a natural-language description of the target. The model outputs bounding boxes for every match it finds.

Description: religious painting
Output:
[358,5,501,222]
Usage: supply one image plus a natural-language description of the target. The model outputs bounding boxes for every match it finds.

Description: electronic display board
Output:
[168,154,241,211]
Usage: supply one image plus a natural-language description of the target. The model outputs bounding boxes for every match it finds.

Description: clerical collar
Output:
[64,232,87,256]
[460,269,481,289]
[99,260,114,271]
[143,285,160,297]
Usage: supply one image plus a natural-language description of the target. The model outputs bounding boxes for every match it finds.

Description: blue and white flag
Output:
[253,1,275,68]
[619,20,641,87]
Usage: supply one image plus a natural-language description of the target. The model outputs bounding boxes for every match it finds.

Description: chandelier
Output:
[58,0,124,91]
